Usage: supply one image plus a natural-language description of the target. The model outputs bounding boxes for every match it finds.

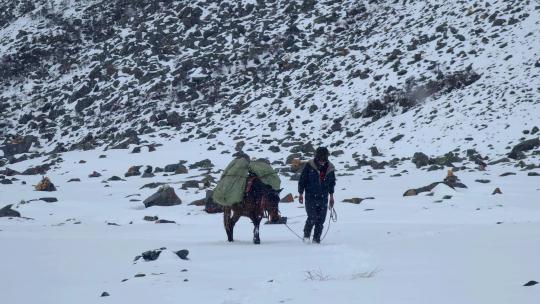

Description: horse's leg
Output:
[252,215,262,244]
[228,208,242,242]
[223,207,234,242]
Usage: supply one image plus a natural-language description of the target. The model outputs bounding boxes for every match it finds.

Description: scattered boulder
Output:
[22,164,51,175]
[427,165,443,171]
[433,152,464,167]
[412,152,430,168]
[500,172,516,177]
[100,292,110,297]
[143,216,158,221]
[35,177,56,191]
[39,197,58,203]
[155,219,176,224]
[269,146,280,153]
[108,176,124,181]
[286,153,302,164]
[142,166,154,178]
[342,198,363,204]
[390,134,404,143]
[475,179,490,183]
[508,138,540,159]
[0,204,20,217]
[189,159,214,169]
[403,182,441,196]
[141,172,155,178]
[89,171,101,178]
[141,250,162,261]
[403,189,418,196]
[370,146,382,157]
[143,185,182,208]
[331,150,344,157]
[524,280,538,287]
[280,193,294,203]
[492,188,502,195]
[175,249,189,260]
[0,168,20,176]
[68,178,81,182]
[125,166,142,177]
[140,182,165,189]
[181,180,200,190]
[528,172,539,176]
[1,135,38,158]
[164,163,188,174]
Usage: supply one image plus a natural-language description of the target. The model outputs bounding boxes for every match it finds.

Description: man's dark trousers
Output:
[304,195,328,241]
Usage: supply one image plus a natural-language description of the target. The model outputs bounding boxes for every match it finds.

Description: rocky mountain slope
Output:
[0,0,539,165]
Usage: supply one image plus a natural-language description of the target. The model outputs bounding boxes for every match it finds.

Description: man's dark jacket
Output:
[298,160,336,203]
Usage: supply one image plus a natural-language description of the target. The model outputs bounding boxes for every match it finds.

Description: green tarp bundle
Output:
[213,158,281,206]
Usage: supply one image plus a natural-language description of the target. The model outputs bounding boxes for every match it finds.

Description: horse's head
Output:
[264,187,283,223]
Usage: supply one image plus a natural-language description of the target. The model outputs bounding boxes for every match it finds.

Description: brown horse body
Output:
[223,175,281,244]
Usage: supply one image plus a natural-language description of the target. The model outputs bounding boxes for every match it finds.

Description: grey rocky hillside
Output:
[0,0,539,164]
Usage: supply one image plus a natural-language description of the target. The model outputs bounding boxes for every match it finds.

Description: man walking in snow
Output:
[298,147,336,244]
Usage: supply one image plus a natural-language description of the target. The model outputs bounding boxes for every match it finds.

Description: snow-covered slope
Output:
[1,139,540,303]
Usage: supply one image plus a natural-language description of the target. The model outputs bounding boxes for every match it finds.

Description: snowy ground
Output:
[1,140,539,304]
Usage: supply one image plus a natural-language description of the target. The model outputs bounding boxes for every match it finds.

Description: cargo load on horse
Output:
[212,158,281,206]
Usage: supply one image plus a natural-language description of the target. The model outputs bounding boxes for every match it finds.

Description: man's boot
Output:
[303,232,311,243]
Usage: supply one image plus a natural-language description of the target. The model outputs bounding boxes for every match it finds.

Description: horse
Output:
[223,175,282,244]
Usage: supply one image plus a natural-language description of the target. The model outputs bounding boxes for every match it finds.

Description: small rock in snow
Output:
[176,249,189,260]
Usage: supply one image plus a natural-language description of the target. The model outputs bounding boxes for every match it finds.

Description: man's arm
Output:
[327,170,336,207]
[298,164,309,194]
[298,164,309,203]
[327,170,336,194]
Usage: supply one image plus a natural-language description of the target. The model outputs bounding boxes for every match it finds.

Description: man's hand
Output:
[298,194,304,204]
[329,194,335,209]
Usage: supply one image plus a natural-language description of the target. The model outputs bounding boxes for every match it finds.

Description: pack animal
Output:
[223,175,282,244]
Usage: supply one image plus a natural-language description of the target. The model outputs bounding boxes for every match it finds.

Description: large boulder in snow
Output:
[0,167,20,176]
[143,185,182,208]
[508,138,540,159]
[0,204,20,217]
[124,165,142,177]
[164,163,188,174]
[412,152,430,168]
[189,159,214,169]
[403,182,441,196]
[1,135,39,157]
